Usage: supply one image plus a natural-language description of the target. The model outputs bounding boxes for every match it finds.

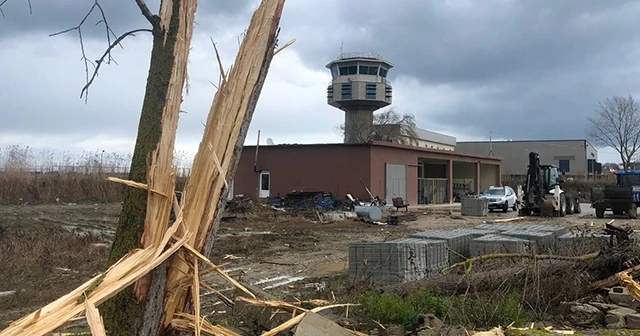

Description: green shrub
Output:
[360,292,420,329]
[357,289,533,331]
[406,288,449,319]
[358,289,449,330]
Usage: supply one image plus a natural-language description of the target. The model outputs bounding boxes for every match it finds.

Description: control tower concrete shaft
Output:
[326,52,393,144]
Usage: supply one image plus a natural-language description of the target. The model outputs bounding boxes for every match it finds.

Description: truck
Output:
[517,152,581,217]
[591,170,640,219]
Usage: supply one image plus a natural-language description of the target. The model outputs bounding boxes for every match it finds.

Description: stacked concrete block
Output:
[392,238,449,277]
[461,197,488,216]
[349,223,605,286]
[474,223,520,232]
[499,229,556,252]
[348,242,392,285]
[474,223,567,236]
[410,230,477,262]
[469,234,536,257]
[521,224,568,237]
[556,232,610,256]
[348,239,449,286]
[452,228,498,238]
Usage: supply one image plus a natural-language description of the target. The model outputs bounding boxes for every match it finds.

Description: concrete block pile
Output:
[460,197,489,216]
[349,223,607,286]
[409,229,497,263]
[556,231,610,255]
[469,234,535,256]
[348,238,448,286]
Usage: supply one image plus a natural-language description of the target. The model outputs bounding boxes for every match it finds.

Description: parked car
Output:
[479,186,517,212]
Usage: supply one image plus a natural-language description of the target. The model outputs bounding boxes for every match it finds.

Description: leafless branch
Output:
[0,0,32,18]
[134,0,158,26]
[80,28,153,100]
[48,0,153,103]
[338,107,420,145]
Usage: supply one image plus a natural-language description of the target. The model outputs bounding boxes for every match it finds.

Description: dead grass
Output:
[0,171,126,204]
[0,145,190,204]
[0,224,109,328]
[0,171,189,205]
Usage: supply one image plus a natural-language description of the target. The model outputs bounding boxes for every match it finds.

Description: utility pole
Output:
[100,149,105,175]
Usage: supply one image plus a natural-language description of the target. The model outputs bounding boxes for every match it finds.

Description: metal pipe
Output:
[253,130,261,172]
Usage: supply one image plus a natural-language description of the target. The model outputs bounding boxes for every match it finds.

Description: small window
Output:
[348,66,357,75]
[331,66,339,79]
[365,82,376,99]
[359,65,369,74]
[339,67,348,76]
[260,173,270,190]
[341,83,352,100]
[559,160,570,173]
[368,66,379,75]
[379,68,388,77]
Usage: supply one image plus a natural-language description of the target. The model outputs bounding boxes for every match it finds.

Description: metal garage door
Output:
[385,163,407,204]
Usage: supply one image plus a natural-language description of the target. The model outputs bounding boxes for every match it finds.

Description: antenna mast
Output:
[489,131,493,156]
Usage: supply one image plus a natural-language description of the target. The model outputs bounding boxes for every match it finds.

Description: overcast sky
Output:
[2,0,639,165]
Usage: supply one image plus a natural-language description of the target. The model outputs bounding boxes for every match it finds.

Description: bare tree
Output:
[338,108,420,145]
[3,1,196,335]
[586,95,640,170]
[1,0,154,103]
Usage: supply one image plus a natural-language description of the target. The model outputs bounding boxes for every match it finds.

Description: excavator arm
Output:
[523,152,544,208]
[518,151,567,216]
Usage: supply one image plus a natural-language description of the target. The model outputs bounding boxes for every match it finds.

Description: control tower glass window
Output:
[359,65,368,74]
[331,66,339,79]
[348,65,357,75]
[368,66,379,75]
[379,68,388,78]
[339,67,348,76]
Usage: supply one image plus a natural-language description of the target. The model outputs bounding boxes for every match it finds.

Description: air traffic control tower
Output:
[326,52,393,144]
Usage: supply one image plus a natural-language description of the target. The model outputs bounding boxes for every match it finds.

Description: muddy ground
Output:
[0,202,633,331]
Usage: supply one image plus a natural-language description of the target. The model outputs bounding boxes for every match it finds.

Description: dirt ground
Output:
[0,201,635,330]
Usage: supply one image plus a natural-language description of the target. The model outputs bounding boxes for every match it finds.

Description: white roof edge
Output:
[413,127,457,146]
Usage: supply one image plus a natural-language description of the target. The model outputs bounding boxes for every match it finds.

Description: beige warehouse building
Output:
[456,139,600,177]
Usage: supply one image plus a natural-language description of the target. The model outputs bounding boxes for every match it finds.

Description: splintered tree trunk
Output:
[102,0,191,335]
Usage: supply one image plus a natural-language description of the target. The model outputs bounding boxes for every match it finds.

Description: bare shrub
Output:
[0,146,191,204]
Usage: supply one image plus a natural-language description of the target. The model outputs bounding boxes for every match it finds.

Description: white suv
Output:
[479,186,517,212]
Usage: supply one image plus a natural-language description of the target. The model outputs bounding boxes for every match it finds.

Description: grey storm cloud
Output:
[0,0,253,38]
[0,0,258,139]
[283,0,640,141]
[2,0,640,149]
